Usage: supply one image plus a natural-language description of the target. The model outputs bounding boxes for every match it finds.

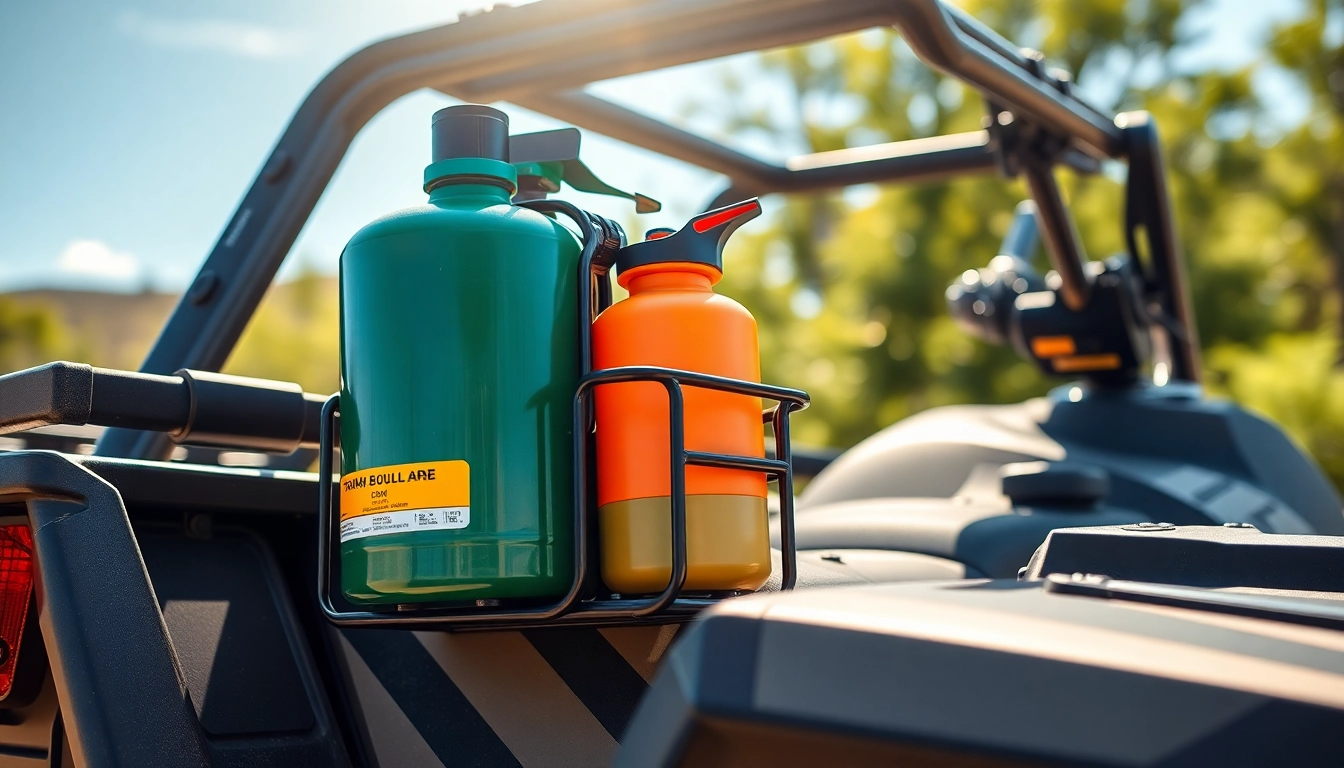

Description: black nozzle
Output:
[615,199,761,276]
[432,104,509,163]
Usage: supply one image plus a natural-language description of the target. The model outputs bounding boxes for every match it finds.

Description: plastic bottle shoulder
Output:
[346,199,575,251]
[601,286,756,326]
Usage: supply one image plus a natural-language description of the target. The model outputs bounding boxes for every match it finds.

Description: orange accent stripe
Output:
[1052,353,1122,373]
[693,200,760,233]
[1031,335,1076,358]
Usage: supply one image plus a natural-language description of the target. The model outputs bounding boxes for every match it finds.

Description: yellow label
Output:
[339,460,469,542]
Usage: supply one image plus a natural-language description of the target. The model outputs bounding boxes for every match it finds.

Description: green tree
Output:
[1264,0,1344,344]
[0,297,71,373]
[224,264,340,395]
[1197,0,1344,485]
[700,0,1344,491]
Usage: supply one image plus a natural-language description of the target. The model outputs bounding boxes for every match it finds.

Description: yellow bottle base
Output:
[598,494,770,594]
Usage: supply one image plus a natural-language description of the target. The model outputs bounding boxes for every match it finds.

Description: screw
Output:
[187,271,220,306]
[1121,521,1176,532]
[262,151,292,184]
[1069,573,1109,584]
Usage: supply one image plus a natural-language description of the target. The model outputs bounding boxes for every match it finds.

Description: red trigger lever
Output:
[692,199,762,233]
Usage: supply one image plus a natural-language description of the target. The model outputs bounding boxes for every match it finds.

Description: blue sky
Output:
[0,0,1303,294]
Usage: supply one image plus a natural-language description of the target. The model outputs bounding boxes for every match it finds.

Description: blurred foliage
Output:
[0,297,72,372]
[0,273,339,396]
[701,0,1344,493]
[224,265,340,395]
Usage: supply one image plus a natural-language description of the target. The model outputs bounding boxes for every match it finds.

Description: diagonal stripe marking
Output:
[343,628,520,768]
[598,625,681,684]
[415,631,618,768]
[335,632,444,768]
[523,628,651,741]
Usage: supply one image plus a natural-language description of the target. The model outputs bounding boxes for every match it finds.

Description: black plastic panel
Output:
[78,456,318,515]
[1023,523,1344,591]
[618,580,1344,767]
[138,527,348,765]
[140,531,313,735]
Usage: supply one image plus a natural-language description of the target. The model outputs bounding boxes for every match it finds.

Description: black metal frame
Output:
[0,362,326,453]
[95,0,1195,461]
[315,198,809,630]
[315,368,806,631]
[0,452,213,766]
[1121,114,1200,382]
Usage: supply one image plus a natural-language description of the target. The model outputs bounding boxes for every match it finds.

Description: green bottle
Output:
[338,105,579,605]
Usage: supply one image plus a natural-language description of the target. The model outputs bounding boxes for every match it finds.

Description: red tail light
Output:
[0,525,33,701]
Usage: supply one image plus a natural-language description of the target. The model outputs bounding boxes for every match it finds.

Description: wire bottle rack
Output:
[316,202,808,630]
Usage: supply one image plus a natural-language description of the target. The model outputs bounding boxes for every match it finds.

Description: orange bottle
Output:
[592,199,769,594]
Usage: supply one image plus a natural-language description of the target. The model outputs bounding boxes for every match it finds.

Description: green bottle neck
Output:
[428,182,513,205]
[422,157,517,205]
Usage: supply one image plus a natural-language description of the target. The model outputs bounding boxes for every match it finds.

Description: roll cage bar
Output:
[96,0,1198,460]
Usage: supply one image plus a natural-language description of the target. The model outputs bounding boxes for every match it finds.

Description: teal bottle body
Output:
[338,180,579,604]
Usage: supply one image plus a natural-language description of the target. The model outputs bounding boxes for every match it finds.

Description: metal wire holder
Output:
[316,202,808,630]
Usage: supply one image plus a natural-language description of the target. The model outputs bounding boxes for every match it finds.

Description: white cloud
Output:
[116,10,306,59]
[57,240,140,280]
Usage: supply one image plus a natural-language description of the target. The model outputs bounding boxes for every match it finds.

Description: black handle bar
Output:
[0,362,325,454]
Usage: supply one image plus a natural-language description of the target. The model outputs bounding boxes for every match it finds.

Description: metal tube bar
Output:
[450,0,1117,155]
[515,93,1016,198]
[1023,158,1091,311]
[1119,112,1200,383]
[0,362,323,451]
[685,451,790,474]
[515,201,603,375]
[889,0,1122,158]
[778,131,999,189]
[634,379,689,616]
[446,0,897,101]
[941,3,1029,69]
[773,405,798,590]
[587,367,809,407]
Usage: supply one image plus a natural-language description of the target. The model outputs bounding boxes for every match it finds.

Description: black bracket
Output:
[1120,112,1201,384]
[982,74,1196,388]
[985,96,1093,313]
[0,451,211,766]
